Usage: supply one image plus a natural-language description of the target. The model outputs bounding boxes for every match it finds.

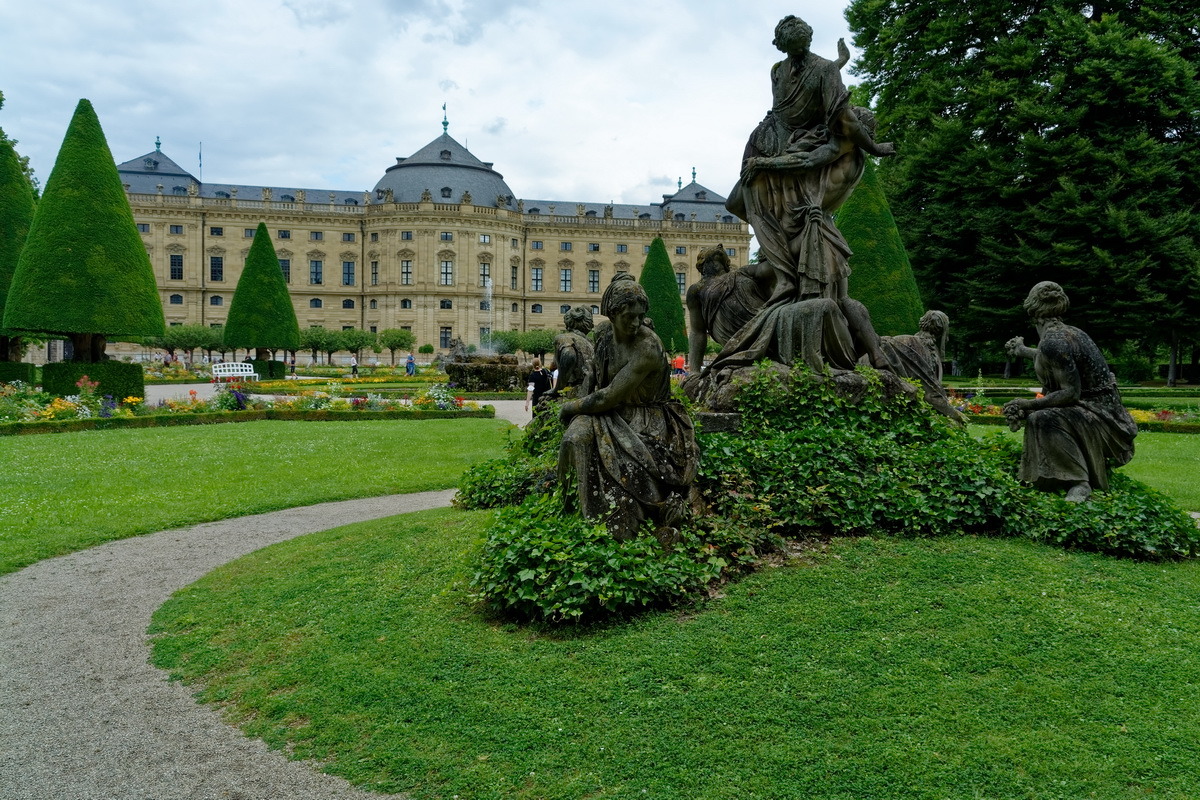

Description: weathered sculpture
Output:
[1003,282,1137,502]
[875,311,966,424]
[685,245,773,373]
[557,279,699,540]
[550,305,595,397]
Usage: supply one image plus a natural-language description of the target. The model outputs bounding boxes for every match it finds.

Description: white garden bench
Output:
[211,362,259,382]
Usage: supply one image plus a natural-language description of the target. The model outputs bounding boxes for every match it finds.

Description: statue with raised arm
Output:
[1002,282,1137,502]
[558,279,698,541]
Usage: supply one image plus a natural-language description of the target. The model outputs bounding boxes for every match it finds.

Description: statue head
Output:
[1023,281,1070,320]
[773,15,813,55]
[696,244,731,279]
[600,271,637,317]
[601,276,648,319]
[918,310,949,337]
[563,305,594,334]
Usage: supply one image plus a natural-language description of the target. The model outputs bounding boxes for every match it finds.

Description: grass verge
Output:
[0,418,512,575]
[151,508,1200,799]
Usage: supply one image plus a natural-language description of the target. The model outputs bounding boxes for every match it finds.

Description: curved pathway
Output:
[0,491,459,800]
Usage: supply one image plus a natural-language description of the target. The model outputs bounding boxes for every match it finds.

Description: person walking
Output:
[525,358,553,413]
[406,353,416,376]
[350,355,359,377]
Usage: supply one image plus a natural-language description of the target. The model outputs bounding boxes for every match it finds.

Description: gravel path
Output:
[0,491,461,800]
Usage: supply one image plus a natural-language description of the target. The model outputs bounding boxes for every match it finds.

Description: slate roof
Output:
[373,132,518,208]
[660,180,738,224]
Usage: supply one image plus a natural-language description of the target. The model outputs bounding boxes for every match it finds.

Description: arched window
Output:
[214,191,231,199]
[638,213,651,220]
[172,185,188,195]
[440,149,452,160]
[528,208,540,215]
[401,298,413,309]
[440,299,453,309]
[209,295,223,306]
[531,304,543,313]
[309,298,323,308]
[369,299,378,309]
[440,187,453,198]
[344,198,358,205]
[511,302,519,312]
[342,299,354,309]
[591,305,600,315]
[280,193,295,202]
[560,304,571,314]
[169,294,183,305]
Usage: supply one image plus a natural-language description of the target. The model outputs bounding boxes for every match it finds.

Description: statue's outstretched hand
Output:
[1005,336,1025,358]
[836,38,850,68]
[1002,399,1028,432]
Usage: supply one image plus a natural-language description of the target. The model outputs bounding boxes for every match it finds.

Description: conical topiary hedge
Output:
[223,222,300,359]
[0,137,36,367]
[3,99,165,362]
[639,236,687,353]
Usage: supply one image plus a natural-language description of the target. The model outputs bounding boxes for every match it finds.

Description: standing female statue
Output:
[1003,282,1137,502]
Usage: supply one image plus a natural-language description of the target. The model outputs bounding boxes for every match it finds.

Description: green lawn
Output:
[151,508,1200,799]
[0,418,512,575]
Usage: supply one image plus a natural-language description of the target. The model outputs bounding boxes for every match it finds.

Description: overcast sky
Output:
[1,0,860,206]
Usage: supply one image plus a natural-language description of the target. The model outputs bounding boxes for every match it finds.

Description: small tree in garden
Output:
[379,328,415,365]
[338,327,377,364]
[3,99,164,364]
[516,329,555,359]
[639,237,687,353]
[0,137,35,362]
[299,325,337,365]
[223,223,300,361]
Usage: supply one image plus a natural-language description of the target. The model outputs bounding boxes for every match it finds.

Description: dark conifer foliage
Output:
[638,237,688,353]
[3,99,164,361]
[223,222,301,359]
[0,138,35,360]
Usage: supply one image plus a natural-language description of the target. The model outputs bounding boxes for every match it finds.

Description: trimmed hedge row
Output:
[0,362,35,384]
[966,413,1200,434]
[0,406,496,436]
[43,361,144,399]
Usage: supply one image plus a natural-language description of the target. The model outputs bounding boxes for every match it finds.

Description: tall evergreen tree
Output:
[846,1,1200,369]
[223,222,300,360]
[3,99,165,362]
[836,158,925,336]
[0,137,35,361]
[638,237,687,353]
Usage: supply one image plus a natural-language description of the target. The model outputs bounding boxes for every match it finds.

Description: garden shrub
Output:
[0,362,34,384]
[43,360,143,400]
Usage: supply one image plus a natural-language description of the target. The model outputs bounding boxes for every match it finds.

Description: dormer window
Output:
[440,150,452,160]
[639,213,651,220]
[695,191,707,201]
[143,158,159,171]
[585,210,597,217]
[280,193,295,202]
[344,198,358,205]
[214,190,231,198]
[440,187,452,198]
[528,208,540,214]
[172,186,188,195]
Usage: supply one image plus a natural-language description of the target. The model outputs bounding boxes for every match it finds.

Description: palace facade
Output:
[116,129,751,354]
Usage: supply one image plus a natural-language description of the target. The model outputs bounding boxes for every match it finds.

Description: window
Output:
[370,326,377,334]
[169,224,183,235]
[531,304,543,313]
[643,245,651,254]
[169,294,183,305]
[511,303,519,313]
[676,246,687,255]
[439,261,454,286]
[676,272,687,294]
[401,260,413,285]
[479,262,491,287]
[440,299,453,310]
[370,232,379,243]
[342,261,355,286]
[342,299,355,309]
[480,300,491,311]
[369,299,378,310]
[479,234,491,244]
[169,254,183,281]
[279,258,290,282]
[309,298,323,308]
[310,260,323,284]
[311,231,324,241]
[440,187,452,198]
[531,240,543,250]
[440,231,453,241]
[560,304,571,314]
[560,242,572,252]
[136,223,150,233]
[209,295,223,306]
[588,269,600,293]
[726,248,736,258]
[278,229,291,239]
[280,194,294,202]
[587,242,600,252]
[531,267,543,292]
[244,228,256,238]
[511,238,519,248]
[440,327,453,348]
[401,298,413,309]
[342,232,355,242]
[616,244,628,253]
[591,305,600,315]
[559,269,572,292]
[210,227,223,236]
[401,231,413,240]
[480,326,490,340]
[510,265,518,290]
[209,256,223,282]
[370,260,378,286]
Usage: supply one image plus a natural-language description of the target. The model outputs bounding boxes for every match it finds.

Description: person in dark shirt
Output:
[525,358,554,413]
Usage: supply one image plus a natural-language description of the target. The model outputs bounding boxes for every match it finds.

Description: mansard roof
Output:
[373,132,518,208]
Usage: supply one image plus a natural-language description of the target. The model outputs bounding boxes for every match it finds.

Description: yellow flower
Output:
[123,396,143,405]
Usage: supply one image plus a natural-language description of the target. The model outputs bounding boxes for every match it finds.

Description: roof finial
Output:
[155,136,161,152]
[692,166,697,182]
[677,176,682,190]
[442,103,448,134]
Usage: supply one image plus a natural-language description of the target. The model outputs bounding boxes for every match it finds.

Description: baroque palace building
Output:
[116,126,751,354]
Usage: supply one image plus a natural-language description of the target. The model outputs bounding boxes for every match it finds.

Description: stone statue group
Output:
[549,15,1136,539]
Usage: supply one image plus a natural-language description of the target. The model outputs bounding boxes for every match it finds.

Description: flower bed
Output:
[0,379,491,435]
